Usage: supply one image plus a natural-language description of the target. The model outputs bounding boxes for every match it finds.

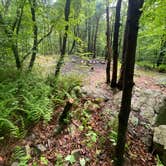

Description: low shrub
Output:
[0,72,52,139]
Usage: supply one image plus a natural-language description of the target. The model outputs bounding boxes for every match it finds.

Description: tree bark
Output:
[55,0,71,77]
[111,0,122,88]
[93,16,100,58]
[106,0,112,84]
[115,1,144,166]
[87,17,92,53]
[29,0,38,70]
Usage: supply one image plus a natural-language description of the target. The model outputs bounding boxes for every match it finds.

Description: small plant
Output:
[55,153,64,166]
[86,130,98,148]
[40,156,48,165]
[11,146,31,166]
[65,154,76,164]
[156,155,164,166]
[80,158,86,166]
[109,130,118,146]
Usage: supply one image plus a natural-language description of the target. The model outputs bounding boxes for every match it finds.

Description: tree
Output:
[0,0,26,69]
[28,0,38,69]
[111,0,122,88]
[55,0,71,77]
[137,0,166,70]
[105,0,112,84]
[115,0,144,165]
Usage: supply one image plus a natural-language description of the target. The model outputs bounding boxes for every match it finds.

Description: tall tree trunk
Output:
[111,0,122,88]
[87,17,92,53]
[106,0,112,84]
[12,44,21,69]
[117,17,129,90]
[115,1,144,166]
[93,16,100,58]
[69,27,77,54]
[29,0,38,70]
[55,0,71,77]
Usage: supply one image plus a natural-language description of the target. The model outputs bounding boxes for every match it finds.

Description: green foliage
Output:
[48,74,83,106]
[137,61,166,72]
[109,130,118,146]
[138,0,166,67]
[0,71,52,139]
[156,155,164,166]
[85,130,98,148]
[12,146,31,166]
[65,154,76,164]
[55,153,64,166]
[40,156,48,165]
[158,64,166,73]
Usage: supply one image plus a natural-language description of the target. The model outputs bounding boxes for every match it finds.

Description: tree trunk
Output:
[106,0,112,84]
[55,0,71,77]
[29,0,38,70]
[87,17,92,53]
[111,0,122,88]
[93,16,100,58]
[115,1,144,166]
[117,16,129,90]
[12,44,21,69]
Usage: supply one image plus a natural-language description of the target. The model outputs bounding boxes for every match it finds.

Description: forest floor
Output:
[1,55,166,166]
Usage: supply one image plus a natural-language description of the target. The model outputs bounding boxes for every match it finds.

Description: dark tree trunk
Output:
[111,0,122,88]
[69,40,76,54]
[87,17,92,53]
[115,1,144,166]
[93,16,100,58]
[69,27,77,54]
[55,0,71,77]
[106,0,112,84]
[117,16,129,90]
[91,24,95,54]
[29,0,38,70]
[59,33,62,53]
[12,44,21,69]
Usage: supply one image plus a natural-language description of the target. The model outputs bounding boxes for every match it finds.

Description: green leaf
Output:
[80,158,86,166]
[65,154,76,164]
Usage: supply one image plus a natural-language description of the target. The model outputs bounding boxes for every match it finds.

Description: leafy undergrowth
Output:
[0,58,163,165]
[0,71,52,140]
[1,93,156,165]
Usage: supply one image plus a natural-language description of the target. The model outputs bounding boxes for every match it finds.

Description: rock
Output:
[153,125,166,165]
[80,86,110,102]
[36,144,47,152]
[155,98,166,125]
[141,134,153,148]
[26,133,36,141]
[11,162,19,166]
[71,58,77,63]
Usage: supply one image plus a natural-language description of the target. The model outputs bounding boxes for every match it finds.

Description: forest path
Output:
[21,55,166,166]
[60,55,166,94]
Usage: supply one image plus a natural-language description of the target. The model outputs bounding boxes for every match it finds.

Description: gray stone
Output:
[153,125,166,150]
[11,162,19,166]
[153,125,166,165]
[36,144,46,152]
